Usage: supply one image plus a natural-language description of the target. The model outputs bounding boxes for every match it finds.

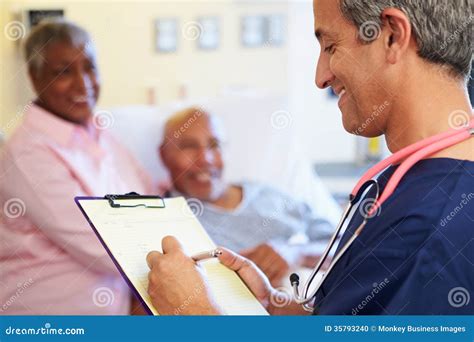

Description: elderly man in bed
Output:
[158,107,335,286]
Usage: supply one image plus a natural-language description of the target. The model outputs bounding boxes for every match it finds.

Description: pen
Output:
[191,248,223,262]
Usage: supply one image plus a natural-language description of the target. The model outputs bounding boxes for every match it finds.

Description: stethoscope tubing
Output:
[291,119,474,310]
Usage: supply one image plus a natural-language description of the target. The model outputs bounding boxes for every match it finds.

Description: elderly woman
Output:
[0,19,152,314]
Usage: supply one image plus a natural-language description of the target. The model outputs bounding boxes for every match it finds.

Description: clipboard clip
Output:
[105,192,166,209]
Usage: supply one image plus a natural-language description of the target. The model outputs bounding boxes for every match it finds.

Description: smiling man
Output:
[146,0,473,315]
[159,107,334,286]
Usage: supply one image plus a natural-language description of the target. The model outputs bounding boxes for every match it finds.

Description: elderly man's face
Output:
[161,115,226,201]
[313,0,391,137]
[30,41,100,125]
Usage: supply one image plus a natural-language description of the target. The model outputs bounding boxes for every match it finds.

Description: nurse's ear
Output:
[380,8,413,65]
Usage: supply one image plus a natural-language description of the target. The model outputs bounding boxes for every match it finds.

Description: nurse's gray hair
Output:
[24,18,95,75]
[340,0,473,80]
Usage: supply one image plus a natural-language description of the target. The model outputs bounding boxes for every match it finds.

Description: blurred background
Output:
[1,0,473,204]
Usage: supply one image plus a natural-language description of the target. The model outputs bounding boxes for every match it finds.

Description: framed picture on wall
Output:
[265,14,285,46]
[155,18,178,53]
[26,9,64,29]
[241,14,286,48]
[197,17,219,50]
[241,15,265,47]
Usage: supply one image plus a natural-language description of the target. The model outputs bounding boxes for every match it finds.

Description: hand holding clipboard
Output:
[75,193,268,315]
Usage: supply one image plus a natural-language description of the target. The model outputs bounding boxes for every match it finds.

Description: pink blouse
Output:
[0,104,153,315]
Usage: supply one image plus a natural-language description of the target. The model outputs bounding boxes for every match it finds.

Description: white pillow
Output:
[106,93,341,227]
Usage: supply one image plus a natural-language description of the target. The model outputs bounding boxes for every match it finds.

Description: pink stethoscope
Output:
[290,117,474,312]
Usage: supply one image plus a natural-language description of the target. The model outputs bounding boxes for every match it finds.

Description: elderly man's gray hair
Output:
[340,0,473,80]
[24,18,95,75]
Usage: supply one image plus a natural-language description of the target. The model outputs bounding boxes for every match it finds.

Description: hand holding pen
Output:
[191,248,223,262]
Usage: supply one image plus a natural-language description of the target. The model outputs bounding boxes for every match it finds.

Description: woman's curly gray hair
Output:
[24,18,95,75]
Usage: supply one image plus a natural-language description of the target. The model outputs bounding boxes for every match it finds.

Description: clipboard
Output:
[75,193,268,315]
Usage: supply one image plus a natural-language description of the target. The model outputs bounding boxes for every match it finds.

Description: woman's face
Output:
[30,41,100,125]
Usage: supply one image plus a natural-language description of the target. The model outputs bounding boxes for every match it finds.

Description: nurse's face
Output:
[160,115,226,201]
[29,41,100,125]
[313,0,391,137]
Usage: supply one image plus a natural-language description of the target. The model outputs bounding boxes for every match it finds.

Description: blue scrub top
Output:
[313,158,474,315]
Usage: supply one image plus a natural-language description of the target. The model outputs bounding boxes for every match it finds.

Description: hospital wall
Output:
[0,0,355,163]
